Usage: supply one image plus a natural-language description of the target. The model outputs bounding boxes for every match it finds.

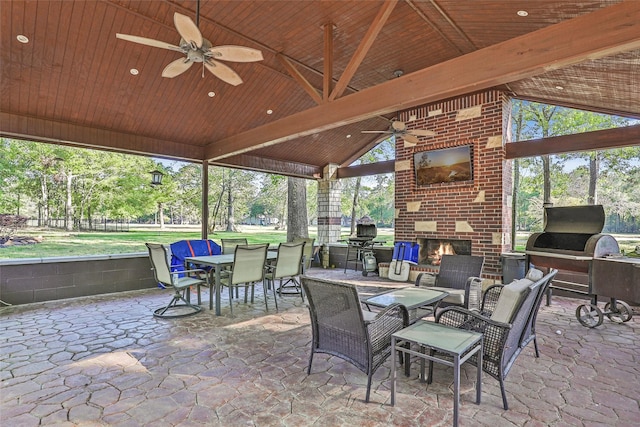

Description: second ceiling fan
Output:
[116,5,262,86]
[362,117,436,144]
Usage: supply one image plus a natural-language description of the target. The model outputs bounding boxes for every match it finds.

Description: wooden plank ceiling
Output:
[1,0,639,179]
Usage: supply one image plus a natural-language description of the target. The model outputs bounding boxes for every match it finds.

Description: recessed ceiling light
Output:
[129,68,139,76]
[517,10,528,17]
[16,35,29,43]
[555,85,564,90]
[266,109,273,115]
[208,91,216,97]
[346,134,351,138]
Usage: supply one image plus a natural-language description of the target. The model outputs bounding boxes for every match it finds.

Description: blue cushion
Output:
[170,240,221,276]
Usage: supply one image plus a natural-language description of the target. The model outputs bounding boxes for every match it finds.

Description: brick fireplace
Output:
[394,90,512,280]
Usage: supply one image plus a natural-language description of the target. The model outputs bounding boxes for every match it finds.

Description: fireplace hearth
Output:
[417,238,472,266]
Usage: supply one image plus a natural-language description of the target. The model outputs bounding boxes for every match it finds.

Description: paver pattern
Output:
[1,268,639,426]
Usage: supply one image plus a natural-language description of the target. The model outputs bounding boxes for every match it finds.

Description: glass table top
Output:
[393,320,482,354]
[365,287,449,310]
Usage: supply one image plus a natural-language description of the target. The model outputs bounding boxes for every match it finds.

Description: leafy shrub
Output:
[0,214,28,244]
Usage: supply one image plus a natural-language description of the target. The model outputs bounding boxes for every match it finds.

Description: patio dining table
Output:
[186,252,277,315]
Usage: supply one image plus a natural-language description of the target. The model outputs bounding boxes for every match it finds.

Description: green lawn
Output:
[0,225,395,259]
[1,226,636,259]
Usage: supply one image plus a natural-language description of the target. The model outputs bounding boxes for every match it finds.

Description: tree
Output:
[287,177,308,241]
[343,137,395,232]
[511,100,639,233]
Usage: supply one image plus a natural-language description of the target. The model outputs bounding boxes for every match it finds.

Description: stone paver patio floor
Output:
[1,268,639,426]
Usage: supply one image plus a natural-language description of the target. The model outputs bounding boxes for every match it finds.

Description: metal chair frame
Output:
[146,243,206,318]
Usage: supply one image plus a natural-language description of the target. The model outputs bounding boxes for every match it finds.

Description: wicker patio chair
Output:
[301,276,408,402]
[415,254,484,310]
[145,243,207,318]
[433,268,558,409]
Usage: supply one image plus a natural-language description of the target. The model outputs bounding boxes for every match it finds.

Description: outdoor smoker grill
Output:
[343,223,379,276]
[525,205,636,328]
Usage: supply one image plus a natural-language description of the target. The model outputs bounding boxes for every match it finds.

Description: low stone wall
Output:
[325,244,393,269]
[0,253,156,305]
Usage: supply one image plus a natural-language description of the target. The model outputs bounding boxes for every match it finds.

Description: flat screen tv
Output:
[414,145,473,186]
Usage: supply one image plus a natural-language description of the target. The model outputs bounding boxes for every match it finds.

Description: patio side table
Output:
[391,320,483,427]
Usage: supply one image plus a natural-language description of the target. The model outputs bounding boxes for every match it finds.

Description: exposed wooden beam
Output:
[337,160,395,179]
[506,124,640,159]
[514,95,640,121]
[211,154,322,179]
[329,0,398,101]
[0,112,203,161]
[276,54,323,105]
[205,2,640,161]
[323,23,334,101]
[341,134,392,167]
[427,0,476,50]
[405,0,469,55]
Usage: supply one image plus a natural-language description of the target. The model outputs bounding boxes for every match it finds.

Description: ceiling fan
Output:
[362,116,436,144]
[116,7,262,85]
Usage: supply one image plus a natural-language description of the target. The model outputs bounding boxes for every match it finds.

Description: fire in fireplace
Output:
[417,238,472,266]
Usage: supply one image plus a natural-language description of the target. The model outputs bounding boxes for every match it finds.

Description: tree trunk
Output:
[350,177,361,235]
[40,176,49,226]
[158,202,165,230]
[511,102,524,249]
[65,172,73,231]
[209,187,224,233]
[587,152,599,205]
[226,173,236,232]
[286,177,308,241]
[542,154,551,205]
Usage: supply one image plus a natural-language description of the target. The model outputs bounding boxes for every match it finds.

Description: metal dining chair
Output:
[264,241,306,301]
[219,244,271,315]
[145,243,206,318]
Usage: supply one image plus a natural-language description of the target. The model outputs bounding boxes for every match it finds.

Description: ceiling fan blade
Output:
[408,114,417,122]
[174,12,203,48]
[209,45,264,62]
[403,133,420,144]
[391,121,406,131]
[162,58,193,78]
[361,130,393,134]
[408,129,437,137]
[116,33,183,52]
[205,59,243,86]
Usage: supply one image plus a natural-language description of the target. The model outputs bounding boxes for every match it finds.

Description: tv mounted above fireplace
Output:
[414,145,473,186]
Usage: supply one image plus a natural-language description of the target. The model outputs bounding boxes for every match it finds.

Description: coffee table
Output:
[364,286,449,323]
[364,287,449,375]
[391,320,483,427]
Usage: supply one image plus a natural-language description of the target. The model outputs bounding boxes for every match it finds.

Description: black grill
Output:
[525,208,620,296]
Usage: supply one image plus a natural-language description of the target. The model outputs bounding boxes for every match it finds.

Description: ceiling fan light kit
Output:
[116,12,263,85]
[362,118,436,144]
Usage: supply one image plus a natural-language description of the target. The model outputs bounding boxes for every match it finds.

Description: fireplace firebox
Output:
[417,238,472,266]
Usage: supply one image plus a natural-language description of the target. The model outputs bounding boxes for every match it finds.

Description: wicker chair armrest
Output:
[366,303,408,332]
[366,303,409,354]
[414,272,437,287]
[436,306,513,332]
[464,277,483,311]
[480,284,505,314]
